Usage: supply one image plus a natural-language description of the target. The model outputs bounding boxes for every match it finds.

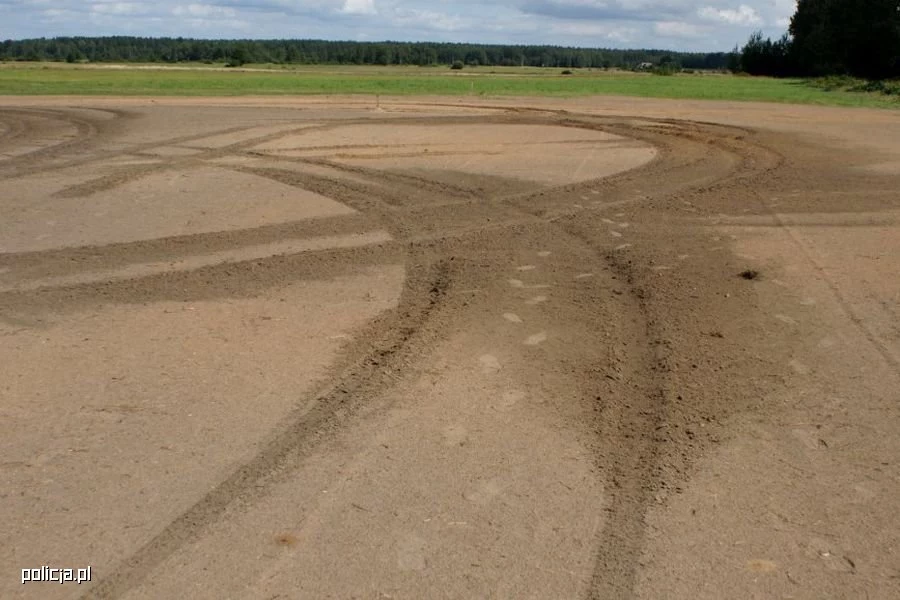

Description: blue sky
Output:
[1,0,797,51]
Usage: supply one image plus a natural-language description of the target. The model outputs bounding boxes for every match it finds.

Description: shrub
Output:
[809,75,858,91]
[652,65,678,76]
[849,79,900,95]
[450,60,464,70]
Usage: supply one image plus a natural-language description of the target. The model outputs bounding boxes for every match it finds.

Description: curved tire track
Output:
[78,258,455,600]
[1,104,824,599]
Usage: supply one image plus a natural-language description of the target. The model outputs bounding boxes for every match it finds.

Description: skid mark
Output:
[77,260,453,600]
[0,231,392,294]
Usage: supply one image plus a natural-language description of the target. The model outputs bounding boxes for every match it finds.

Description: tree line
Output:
[738,0,900,79]
[0,37,732,71]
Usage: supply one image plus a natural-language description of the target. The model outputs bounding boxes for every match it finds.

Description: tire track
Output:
[0,110,311,179]
[541,118,784,599]
[583,248,671,600]
[0,242,402,317]
[78,257,455,600]
[0,213,376,279]
[71,112,728,599]
[2,105,810,599]
[760,203,900,370]
[0,108,96,165]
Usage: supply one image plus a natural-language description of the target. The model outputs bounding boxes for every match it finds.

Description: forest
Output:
[0,37,732,71]
[738,0,900,79]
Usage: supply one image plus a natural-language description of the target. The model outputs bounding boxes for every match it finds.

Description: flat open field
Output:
[2,62,900,108]
[1,95,899,599]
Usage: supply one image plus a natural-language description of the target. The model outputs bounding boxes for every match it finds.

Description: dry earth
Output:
[1,95,898,599]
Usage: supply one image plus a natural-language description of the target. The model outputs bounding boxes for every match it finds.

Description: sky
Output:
[1,0,798,52]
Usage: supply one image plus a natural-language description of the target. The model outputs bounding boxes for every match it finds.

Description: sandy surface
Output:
[1,95,898,599]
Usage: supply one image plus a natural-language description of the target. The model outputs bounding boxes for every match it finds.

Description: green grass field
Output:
[1,62,897,108]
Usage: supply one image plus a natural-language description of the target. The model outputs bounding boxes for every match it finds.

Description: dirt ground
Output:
[1,95,898,600]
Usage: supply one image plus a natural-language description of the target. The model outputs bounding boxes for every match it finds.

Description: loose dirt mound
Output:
[1,98,898,600]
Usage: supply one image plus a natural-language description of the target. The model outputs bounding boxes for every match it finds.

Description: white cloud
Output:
[90,2,146,15]
[387,7,482,32]
[549,21,637,43]
[606,27,637,43]
[698,4,762,26]
[340,0,376,15]
[654,20,708,39]
[172,4,236,18]
[772,0,796,27]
